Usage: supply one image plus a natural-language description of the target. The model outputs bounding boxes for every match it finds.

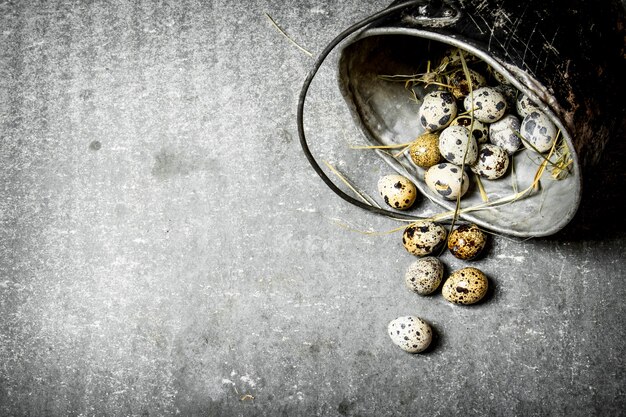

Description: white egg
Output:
[520,110,558,153]
[449,116,489,144]
[494,83,518,112]
[387,316,433,353]
[463,87,507,123]
[516,94,541,118]
[418,91,457,132]
[424,162,470,200]
[439,125,478,165]
[489,114,522,154]
[405,257,444,295]
[470,143,510,179]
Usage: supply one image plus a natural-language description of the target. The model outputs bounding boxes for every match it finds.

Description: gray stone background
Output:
[0,1,624,416]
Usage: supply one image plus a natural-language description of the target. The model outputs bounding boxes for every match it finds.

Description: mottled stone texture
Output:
[0,1,625,416]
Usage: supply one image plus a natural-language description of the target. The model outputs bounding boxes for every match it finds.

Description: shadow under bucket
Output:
[299,0,625,238]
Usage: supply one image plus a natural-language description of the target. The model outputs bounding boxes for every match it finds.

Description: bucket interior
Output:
[338,32,581,237]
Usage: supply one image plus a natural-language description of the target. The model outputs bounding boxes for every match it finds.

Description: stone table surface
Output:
[0,1,625,416]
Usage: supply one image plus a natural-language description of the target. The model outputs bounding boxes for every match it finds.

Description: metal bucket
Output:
[299,0,625,237]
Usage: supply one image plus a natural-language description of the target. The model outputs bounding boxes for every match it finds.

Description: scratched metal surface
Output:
[0,1,625,416]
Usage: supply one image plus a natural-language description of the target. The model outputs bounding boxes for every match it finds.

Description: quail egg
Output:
[418,91,457,132]
[449,116,489,144]
[424,163,470,200]
[489,114,522,154]
[442,267,488,305]
[402,221,447,257]
[516,94,541,118]
[463,87,507,123]
[470,143,510,179]
[405,257,444,295]
[408,133,441,168]
[377,174,417,210]
[447,68,487,99]
[520,110,557,153]
[494,84,518,111]
[488,66,509,85]
[447,224,487,260]
[439,125,478,165]
[387,316,433,353]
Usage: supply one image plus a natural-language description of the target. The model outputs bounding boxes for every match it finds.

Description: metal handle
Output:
[402,0,462,27]
[297,0,447,223]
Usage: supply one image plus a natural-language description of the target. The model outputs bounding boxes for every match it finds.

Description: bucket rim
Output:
[337,26,582,237]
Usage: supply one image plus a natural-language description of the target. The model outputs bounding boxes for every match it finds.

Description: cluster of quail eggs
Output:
[384,217,491,353]
[378,174,491,353]
[380,50,562,354]
[402,221,489,307]
[409,61,558,202]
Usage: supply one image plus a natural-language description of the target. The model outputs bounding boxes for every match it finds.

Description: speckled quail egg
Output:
[489,114,522,154]
[442,267,488,305]
[463,87,507,123]
[447,224,487,260]
[488,66,509,85]
[439,125,478,165]
[402,221,447,257]
[424,163,470,200]
[470,143,510,179]
[405,257,444,295]
[447,68,487,99]
[516,94,541,118]
[387,316,433,353]
[449,116,489,144]
[520,110,558,153]
[418,91,457,132]
[494,84,518,112]
[377,174,417,210]
[408,133,441,168]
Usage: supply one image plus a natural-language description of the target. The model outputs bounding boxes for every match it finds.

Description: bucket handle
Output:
[297,0,458,222]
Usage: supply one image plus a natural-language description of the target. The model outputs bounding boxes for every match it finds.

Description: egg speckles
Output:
[520,111,557,153]
[447,224,487,260]
[449,116,489,144]
[516,94,541,118]
[387,316,432,353]
[463,87,507,123]
[377,175,417,210]
[409,133,441,168]
[447,69,487,99]
[494,84,518,112]
[489,114,522,154]
[405,257,444,295]
[488,66,509,85]
[442,267,488,305]
[418,91,457,132]
[424,163,470,200]
[470,143,509,180]
[402,221,447,257]
[439,125,478,165]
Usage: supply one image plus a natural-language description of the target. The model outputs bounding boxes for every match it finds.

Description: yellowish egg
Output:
[442,267,488,305]
[447,224,487,260]
[377,174,417,210]
[402,221,447,256]
[409,133,441,169]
